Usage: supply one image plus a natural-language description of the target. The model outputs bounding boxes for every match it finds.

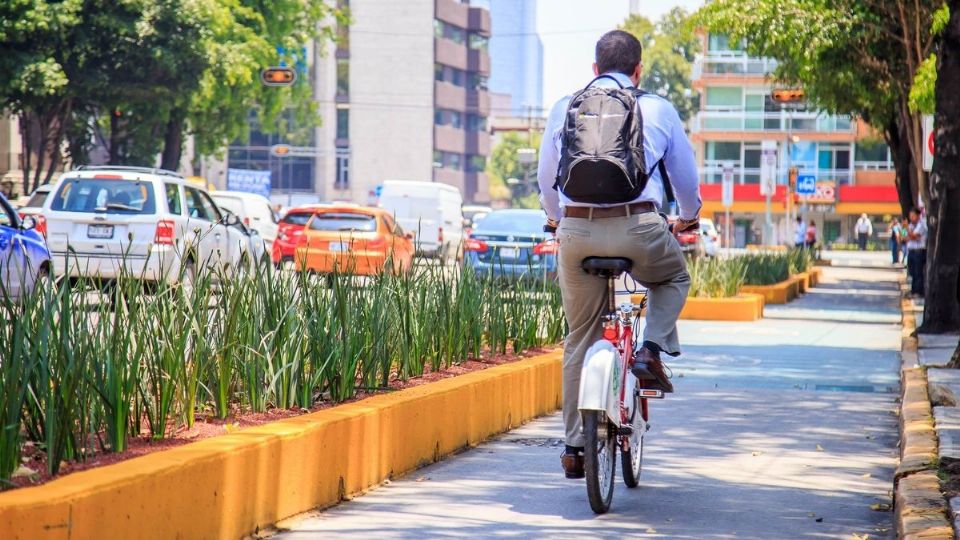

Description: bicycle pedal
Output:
[638,389,664,399]
[616,425,634,436]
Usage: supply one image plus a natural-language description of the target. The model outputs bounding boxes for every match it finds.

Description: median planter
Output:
[795,271,810,293]
[741,277,801,304]
[630,293,764,321]
[808,267,823,287]
[0,351,563,540]
[680,293,764,321]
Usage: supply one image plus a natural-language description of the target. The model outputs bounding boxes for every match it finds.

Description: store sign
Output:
[923,115,934,172]
[800,181,836,204]
[227,168,271,197]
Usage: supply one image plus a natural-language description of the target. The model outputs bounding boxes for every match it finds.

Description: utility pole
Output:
[771,89,806,244]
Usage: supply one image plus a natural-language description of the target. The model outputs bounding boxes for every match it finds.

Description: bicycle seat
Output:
[581,257,633,277]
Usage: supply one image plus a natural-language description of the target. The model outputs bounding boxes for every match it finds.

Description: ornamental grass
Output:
[0,252,564,486]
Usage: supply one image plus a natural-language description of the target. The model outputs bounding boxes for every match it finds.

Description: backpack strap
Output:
[585,74,626,90]
[657,158,675,204]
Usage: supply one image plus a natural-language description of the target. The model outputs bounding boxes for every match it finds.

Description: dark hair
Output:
[909,207,920,216]
[595,30,642,75]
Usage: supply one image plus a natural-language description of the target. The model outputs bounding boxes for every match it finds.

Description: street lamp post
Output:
[772,89,806,245]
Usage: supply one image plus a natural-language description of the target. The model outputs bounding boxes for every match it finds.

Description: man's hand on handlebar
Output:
[673,216,700,235]
[544,218,559,234]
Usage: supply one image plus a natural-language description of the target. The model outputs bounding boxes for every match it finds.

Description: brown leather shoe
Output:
[631,346,674,393]
[561,451,585,479]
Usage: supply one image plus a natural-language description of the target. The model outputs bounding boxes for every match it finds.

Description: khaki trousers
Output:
[557,212,690,447]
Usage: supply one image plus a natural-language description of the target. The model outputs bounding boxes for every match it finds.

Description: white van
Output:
[378,180,464,260]
[211,191,278,248]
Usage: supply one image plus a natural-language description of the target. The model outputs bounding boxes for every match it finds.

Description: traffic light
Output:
[788,167,799,189]
[771,89,805,103]
[261,67,297,87]
[271,144,291,157]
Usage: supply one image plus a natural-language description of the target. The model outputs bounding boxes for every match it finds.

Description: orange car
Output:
[294,205,414,276]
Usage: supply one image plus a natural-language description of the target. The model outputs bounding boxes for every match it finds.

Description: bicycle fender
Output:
[578,340,621,424]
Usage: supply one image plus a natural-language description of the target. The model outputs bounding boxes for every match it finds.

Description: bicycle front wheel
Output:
[583,410,616,514]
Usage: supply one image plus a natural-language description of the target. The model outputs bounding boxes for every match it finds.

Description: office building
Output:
[690,33,899,246]
[229,0,492,205]
[483,0,544,116]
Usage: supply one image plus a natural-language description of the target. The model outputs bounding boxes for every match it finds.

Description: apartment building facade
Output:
[690,33,899,247]
[228,0,492,206]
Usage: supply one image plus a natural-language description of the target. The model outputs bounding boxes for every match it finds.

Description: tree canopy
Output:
[620,8,701,123]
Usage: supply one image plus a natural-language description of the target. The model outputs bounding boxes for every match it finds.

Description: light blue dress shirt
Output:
[537,72,702,221]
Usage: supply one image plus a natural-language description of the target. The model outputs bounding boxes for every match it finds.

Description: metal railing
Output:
[854,161,895,170]
[691,110,855,133]
[700,164,854,186]
[692,53,778,79]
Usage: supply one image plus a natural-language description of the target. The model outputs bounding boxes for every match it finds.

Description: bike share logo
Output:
[611,351,621,394]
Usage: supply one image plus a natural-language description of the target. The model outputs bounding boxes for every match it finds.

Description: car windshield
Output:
[283,212,314,226]
[51,178,156,214]
[0,198,13,227]
[700,221,716,234]
[25,189,49,209]
[474,211,543,234]
[309,213,377,232]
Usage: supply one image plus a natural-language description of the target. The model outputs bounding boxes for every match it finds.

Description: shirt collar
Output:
[599,71,635,88]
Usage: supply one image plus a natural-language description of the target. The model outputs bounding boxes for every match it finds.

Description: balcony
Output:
[692,110,855,134]
[692,53,778,80]
[700,162,854,186]
[467,6,491,36]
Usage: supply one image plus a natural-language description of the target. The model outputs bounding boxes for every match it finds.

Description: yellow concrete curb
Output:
[679,294,764,321]
[795,271,810,293]
[0,350,563,539]
[896,471,953,539]
[740,276,801,305]
[808,267,823,287]
[895,295,951,539]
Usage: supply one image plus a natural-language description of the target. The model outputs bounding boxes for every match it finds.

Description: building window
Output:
[707,33,744,53]
[706,141,741,162]
[451,68,464,87]
[434,20,466,44]
[466,114,487,132]
[705,87,743,109]
[433,150,443,168]
[468,33,488,51]
[447,153,462,171]
[336,58,350,96]
[335,152,349,189]
[466,155,486,173]
[433,109,463,128]
[468,73,487,90]
[434,63,444,82]
[336,0,350,50]
[336,107,349,139]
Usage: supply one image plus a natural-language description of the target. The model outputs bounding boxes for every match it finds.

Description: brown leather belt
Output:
[563,202,656,219]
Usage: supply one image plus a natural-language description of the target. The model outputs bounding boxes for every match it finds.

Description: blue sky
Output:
[538,0,705,108]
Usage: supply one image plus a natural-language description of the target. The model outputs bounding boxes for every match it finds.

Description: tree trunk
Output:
[19,114,34,197]
[885,120,916,215]
[108,110,121,165]
[919,0,960,334]
[160,109,184,172]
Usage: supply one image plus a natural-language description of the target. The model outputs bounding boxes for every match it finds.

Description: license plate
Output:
[87,224,115,239]
[329,242,348,252]
[499,247,518,259]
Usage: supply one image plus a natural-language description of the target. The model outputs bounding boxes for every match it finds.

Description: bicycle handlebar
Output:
[543,224,557,234]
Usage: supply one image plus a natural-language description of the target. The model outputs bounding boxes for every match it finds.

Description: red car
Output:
[668,216,707,258]
[271,204,329,266]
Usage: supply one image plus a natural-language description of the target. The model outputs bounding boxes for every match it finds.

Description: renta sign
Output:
[800,181,836,204]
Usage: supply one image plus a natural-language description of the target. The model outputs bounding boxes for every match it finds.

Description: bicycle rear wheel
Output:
[621,389,644,488]
[583,410,616,514]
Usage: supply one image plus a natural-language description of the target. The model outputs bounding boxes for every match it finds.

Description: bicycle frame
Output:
[577,275,655,431]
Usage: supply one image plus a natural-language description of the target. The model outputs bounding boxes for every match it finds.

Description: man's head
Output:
[796,216,802,224]
[593,30,642,85]
[909,208,920,222]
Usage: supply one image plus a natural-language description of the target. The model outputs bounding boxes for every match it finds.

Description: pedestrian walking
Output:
[794,216,806,248]
[855,213,873,250]
[900,217,910,264]
[888,218,902,264]
[537,29,701,480]
[805,220,817,249]
[906,209,927,296]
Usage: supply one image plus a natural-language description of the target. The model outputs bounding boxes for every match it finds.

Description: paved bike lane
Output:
[275,265,901,539]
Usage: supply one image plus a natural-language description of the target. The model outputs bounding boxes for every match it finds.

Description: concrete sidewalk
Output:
[275,266,901,539]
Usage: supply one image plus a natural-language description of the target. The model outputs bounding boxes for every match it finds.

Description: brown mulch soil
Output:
[8,346,558,491]
[940,457,960,499]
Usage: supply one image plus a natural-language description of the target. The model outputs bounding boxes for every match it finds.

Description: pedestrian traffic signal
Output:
[771,89,805,103]
[271,144,291,156]
[788,167,799,189]
[261,67,297,87]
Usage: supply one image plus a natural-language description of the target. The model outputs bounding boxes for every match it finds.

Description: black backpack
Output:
[555,75,668,205]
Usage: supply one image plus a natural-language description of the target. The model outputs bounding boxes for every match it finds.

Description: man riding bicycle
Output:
[537,30,702,479]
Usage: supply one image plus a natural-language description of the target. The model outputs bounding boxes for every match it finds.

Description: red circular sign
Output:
[928,131,936,154]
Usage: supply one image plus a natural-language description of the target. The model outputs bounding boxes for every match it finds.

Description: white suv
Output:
[43,166,250,284]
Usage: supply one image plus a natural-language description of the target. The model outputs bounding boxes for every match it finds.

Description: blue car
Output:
[0,192,52,300]
[465,209,558,280]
